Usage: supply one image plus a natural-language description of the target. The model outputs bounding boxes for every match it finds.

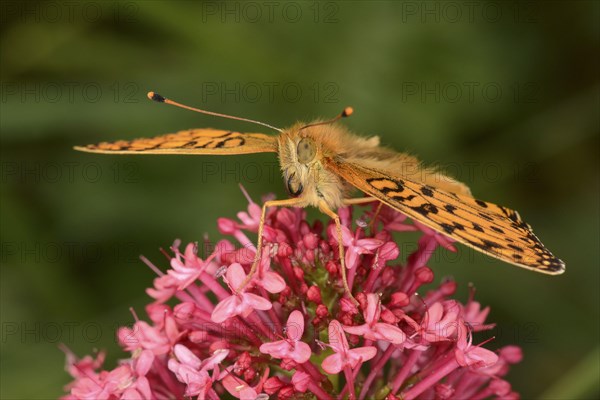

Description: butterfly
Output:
[75,92,565,301]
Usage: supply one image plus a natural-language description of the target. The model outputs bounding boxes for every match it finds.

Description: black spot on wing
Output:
[472,223,484,232]
[421,187,434,197]
[507,244,524,253]
[182,140,197,148]
[366,177,406,194]
[480,239,503,250]
[479,212,494,222]
[209,131,235,139]
[440,223,455,234]
[490,226,505,234]
[413,203,438,216]
[499,206,522,223]
[444,205,457,214]
[453,222,465,231]
[511,220,531,231]
[216,137,245,148]
[475,199,488,208]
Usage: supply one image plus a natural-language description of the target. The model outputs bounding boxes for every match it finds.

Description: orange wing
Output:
[325,158,565,274]
[74,128,277,155]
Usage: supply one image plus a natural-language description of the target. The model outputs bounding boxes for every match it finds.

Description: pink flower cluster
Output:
[63,190,523,399]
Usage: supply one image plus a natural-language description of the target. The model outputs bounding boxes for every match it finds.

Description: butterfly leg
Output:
[319,200,360,306]
[370,202,384,231]
[237,197,304,293]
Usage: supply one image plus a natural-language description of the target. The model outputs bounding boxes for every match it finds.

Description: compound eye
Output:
[286,172,304,197]
[297,138,316,164]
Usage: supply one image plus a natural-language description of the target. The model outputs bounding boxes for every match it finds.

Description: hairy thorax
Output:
[277,122,472,210]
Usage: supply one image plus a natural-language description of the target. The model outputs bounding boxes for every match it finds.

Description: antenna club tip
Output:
[342,107,354,117]
[147,91,165,103]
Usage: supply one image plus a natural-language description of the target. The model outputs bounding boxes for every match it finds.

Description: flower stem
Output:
[391,349,421,393]
[344,365,356,400]
[359,344,396,400]
[402,356,460,400]
[307,380,334,400]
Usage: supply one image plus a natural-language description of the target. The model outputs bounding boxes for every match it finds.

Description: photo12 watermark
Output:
[399,1,539,24]
[196,160,280,184]
[393,161,542,186]
[1,241,141,265]
[399,81,541,104]
[1,81,141,104]
[1,321,105,345]
[0,1,139,24]
[1,161,141,184]
[199,1,340,23]
[199,81,340,104]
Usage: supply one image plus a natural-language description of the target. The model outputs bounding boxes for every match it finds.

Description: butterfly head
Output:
[277,122,348,209]
[278,130,314,198]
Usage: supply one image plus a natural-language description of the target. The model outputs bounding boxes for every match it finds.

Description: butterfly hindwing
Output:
[325,158,565,274]
[75,128,277,155]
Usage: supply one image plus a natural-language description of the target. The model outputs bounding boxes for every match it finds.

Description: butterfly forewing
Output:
[74,129,277,155]
[325,158,565,275]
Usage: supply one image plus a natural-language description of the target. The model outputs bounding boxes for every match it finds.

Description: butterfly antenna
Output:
[147,91,283,133]
[299,106,353,131]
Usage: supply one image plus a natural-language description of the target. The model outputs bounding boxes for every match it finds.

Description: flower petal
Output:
[328,320,349,354]
[242,293,273,311]
[135,349,155,376]
[211,295,241,323]
[343,324,370,336]
[173,344,202,370]
[259,340,290,359]
[291,371,311,392]
[286,310,305,341]
[374,322,406,344]
[356,238,384,251]
[226,263,247,291]
[456,346,499,368]
[259,271,286,293]
[321,353,343,374]
[200,349,229,372]
[291,341,312,364]
[348,346,377,366]
[364,293,380,324]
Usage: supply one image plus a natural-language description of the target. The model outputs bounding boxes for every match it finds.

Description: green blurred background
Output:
[1,1,598,398]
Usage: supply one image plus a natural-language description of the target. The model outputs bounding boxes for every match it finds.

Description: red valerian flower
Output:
[168,344,229,399]
[333,224,384,270]
[322,320,377,374]
[343,293,406,344]
[62,190,525,400]
[211,263,272,323]
[260,310,312,363]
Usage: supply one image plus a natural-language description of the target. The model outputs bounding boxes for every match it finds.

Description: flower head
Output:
[63,193,524,400]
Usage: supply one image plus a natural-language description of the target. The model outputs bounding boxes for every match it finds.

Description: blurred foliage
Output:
[1,1,598,398]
